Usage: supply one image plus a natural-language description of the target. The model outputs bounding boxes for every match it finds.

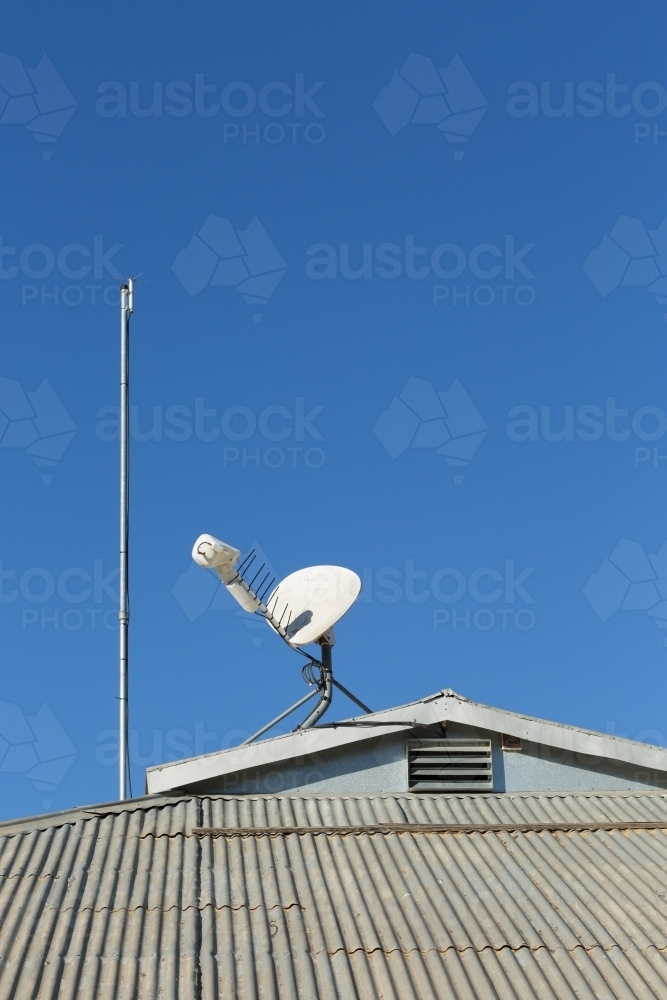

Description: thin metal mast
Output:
[119,279,133,800]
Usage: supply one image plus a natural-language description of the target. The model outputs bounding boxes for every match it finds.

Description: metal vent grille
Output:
[407,739,493,792]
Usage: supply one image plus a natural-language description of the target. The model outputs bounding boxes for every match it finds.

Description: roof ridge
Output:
[2,787,667,836]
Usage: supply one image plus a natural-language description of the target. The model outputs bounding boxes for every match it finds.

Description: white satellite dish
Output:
[266,565,361,646]
[191,533,370,739]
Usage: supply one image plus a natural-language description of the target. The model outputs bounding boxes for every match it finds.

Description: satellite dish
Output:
[191,533,371,737]
[266,566,361,646]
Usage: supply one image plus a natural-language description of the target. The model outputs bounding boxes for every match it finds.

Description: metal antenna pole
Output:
[119,279,134,801]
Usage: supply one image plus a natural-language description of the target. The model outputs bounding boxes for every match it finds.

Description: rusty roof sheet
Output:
[1,790,667,999]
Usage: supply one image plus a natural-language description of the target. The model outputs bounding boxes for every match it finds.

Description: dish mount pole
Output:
[240,626,372,745]
[299,631,334,728]
[119,279,134,801]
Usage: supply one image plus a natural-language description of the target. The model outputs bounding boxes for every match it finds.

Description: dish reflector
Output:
[266,565,361,646]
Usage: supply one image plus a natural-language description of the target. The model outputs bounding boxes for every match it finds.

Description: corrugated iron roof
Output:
[2,790,667,998]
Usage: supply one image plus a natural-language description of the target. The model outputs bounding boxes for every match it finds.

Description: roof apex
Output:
[145,687,667,794]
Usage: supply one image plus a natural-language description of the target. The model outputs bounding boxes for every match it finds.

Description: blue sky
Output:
[1,0,667,818]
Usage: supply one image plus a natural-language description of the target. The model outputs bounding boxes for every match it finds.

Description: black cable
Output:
[301,660,325,687]
[319,719,445,737]
[126,726,133,797]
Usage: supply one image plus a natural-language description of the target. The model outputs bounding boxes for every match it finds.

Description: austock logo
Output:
[95,72,326,146]
[0,701,76,808]
[0,376,76,484]
[584,538,667,645]
[0,53,76,160]
[0,235,125,308]
[1,558,119,632]
[305,235,536,308]
[360,559,536,633]
[584,215,667,319]
[373,377,488,484]
[506,397,667,471]
[172,215,287,323]
[373,53,488,160]
[95,396,325,471]
[506,74,667,145]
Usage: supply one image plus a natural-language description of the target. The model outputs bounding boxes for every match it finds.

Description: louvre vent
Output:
[407,739,493,792]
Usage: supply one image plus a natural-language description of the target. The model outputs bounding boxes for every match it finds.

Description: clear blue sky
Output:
[1,0,667,818]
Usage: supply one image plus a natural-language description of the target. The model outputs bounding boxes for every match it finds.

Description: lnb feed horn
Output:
[191,533,283,623]
[192,534,241,579]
